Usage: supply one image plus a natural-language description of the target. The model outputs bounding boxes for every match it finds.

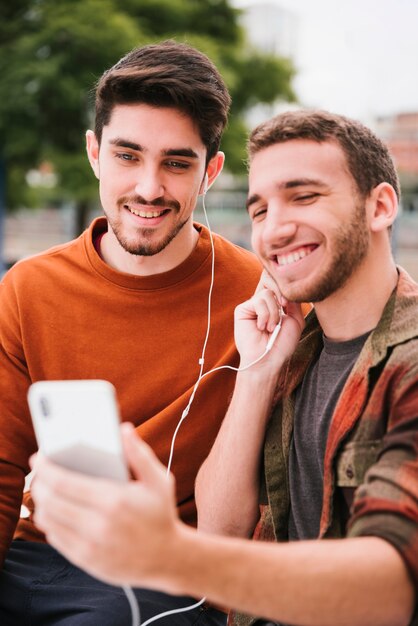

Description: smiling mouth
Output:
[126,206,169,219]
[276,245,317,266]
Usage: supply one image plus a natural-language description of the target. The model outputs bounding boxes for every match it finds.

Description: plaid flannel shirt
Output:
[233,267,418,626]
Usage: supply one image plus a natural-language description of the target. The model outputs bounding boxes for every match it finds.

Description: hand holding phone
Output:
[28,380,129,481]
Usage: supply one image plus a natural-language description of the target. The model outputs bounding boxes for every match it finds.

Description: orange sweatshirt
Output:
[0,217,261,564]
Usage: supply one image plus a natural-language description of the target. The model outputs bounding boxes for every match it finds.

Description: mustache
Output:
[118,195,181,211]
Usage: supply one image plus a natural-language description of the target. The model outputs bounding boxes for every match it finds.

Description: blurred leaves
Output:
[0,0,296,211]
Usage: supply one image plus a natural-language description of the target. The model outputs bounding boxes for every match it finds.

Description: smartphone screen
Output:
[28,380,129,481]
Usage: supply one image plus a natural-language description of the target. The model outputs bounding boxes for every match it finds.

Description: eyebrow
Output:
[109,138,142,151]
[246,178,326,211]
[108,138,199,159]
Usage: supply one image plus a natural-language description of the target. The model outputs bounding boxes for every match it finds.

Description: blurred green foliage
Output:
[0,0,295,216]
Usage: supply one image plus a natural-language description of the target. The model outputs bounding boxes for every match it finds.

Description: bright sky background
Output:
[233,0,418,123]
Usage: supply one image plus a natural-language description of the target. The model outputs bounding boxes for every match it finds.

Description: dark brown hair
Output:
[94,40,231,163]
[248,109,400,200]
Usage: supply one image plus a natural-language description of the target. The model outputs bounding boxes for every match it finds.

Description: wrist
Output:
[232,369,279,416]
[157,522,202,596]
[236,361,282,389]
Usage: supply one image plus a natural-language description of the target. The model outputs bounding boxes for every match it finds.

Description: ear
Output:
[86,130,100,179]
[200,151,225,195]
[368,182,398,233]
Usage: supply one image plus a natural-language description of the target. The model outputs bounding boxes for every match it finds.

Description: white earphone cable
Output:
[140,596,206,626]
[123,585,141,626]
[166,191,215,476]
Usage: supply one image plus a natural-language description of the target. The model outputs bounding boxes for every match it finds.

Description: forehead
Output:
[101,103,205,153]
[248,139,351,192]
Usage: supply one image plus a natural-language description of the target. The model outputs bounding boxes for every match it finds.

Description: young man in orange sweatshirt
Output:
[0,41,261,625]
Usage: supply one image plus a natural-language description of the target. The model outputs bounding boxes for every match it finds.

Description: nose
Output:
[261,203,297,248]
[134,168,164,202]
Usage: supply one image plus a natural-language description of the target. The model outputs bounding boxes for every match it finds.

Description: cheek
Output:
[98,178,112,200]
[250,225,263,255]
[100,168,128,194]
[179,188,199,212]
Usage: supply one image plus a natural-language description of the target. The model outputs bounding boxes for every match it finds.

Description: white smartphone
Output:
[28,379,129,482]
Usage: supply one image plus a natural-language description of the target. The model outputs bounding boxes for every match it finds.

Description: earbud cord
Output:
[167,315,282,476]
[167,192,283,476]
[166,191,216,475]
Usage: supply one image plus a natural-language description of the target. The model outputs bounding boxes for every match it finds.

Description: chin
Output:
[280,280,314,304]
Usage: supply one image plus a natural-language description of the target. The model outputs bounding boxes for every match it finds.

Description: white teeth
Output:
[277,247,310,266]
[129,208,163,218]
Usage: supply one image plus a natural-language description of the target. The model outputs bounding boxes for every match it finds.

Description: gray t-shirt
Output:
[288,331,370,541]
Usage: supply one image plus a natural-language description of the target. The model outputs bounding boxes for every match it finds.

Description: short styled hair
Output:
[248,109,400,200]
[94,40,231,162]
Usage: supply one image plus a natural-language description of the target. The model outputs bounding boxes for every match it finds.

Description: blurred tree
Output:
[0,0,295,232]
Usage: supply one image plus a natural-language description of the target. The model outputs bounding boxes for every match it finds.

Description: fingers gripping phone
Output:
[28,380,129,481]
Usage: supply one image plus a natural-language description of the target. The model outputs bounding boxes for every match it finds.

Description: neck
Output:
[315,249,398,341]
[100,220,199,276]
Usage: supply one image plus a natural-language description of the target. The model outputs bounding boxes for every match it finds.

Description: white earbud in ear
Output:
[203,174,209,195]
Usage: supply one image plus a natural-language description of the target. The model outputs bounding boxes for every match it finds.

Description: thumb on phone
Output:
[121,423,172,493]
